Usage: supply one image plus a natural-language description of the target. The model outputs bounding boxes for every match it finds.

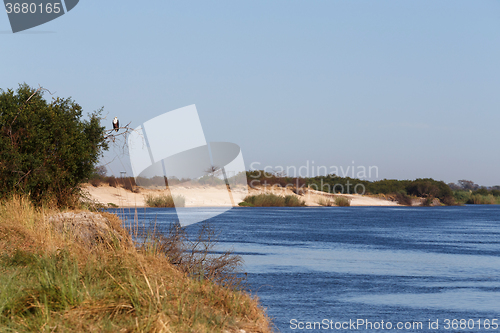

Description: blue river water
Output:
[109,206,500,332]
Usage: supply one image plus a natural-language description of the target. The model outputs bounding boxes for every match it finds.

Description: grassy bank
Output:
[0,197,272,332]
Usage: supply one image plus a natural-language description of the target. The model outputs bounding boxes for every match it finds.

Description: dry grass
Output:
[334,196,351,207]
[145,194,186,208]
[240,193,305,207]
[316,196,334,207]
[0,196,273,332]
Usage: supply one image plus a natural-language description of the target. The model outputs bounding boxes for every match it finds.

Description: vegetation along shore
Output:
[85,171,499,208]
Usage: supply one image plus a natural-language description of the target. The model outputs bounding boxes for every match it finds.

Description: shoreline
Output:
[82,184,400,208]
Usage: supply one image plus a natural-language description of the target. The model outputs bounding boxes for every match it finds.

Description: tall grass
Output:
[334,196,351,207]
[316,196,333,206]
[240,193,305,207]
[145,193,186,207]
[453,191,500,205]
[0,196,273,332]
[468,194,498,205]
[284,195,305,207]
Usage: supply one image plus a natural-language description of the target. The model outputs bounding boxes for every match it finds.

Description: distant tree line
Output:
[448,180,500,205]
[245,171,500,206]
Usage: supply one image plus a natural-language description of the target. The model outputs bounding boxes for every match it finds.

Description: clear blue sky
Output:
[2,0,500,185]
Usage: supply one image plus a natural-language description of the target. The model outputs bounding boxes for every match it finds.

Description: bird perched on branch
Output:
[112,117,119,132]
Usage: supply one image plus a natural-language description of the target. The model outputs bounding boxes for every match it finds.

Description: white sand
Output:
[83,184,399,208]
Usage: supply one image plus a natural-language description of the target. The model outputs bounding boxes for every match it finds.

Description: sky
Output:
[2,0,500,186]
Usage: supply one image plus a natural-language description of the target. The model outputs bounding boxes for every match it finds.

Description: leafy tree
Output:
[405,178,454,204]
[458,180,479,191]
[0,84,108,206]
[473,188,489,196]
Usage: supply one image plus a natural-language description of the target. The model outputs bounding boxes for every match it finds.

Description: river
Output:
[110,205,500,332]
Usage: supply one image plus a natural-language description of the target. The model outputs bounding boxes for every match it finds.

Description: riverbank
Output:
[82,184,400,208]
[0,197,273,332]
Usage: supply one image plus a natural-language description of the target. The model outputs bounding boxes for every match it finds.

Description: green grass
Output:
[453,191,500,205]
[240,193,305,207]
[284,195,305,207]
[145,193,186,207]
[468,194,498,205]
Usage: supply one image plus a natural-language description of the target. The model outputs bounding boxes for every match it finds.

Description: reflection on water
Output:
[110,206,500,332]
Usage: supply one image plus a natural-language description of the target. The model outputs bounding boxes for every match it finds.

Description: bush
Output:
[284,195,305,207]
[406,178,453,203]
[491,190,500,197]
[241,193,305,207]
[441,195,457,206]
[421,197,434,207]
[106,176,118,187]
[394,192,413,206]
[242,194,284,207]
[453,190,470,205]
[0,84,108,207]
[90,178,102,187]
[139,222,244,288]
[334,196,351,207]
[145,193,185,207]
[122,177,139,192]
[473,188,489,196]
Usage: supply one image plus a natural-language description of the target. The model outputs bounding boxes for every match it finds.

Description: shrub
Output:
[138,222,244,288]
[122,179,135,192]
[441,195,457,206]
[406,178,453,202]
[145,193,185,207]
[473,188,489,196]
[334,196,351,207]
[421,197,434,207]
[242,194,284,207]
[491,190,500,197]
[90,178,102,187]
[241,193,305,207]
[106,176,118,187]
[453,190,470,205]
[394,192,413,206]
[284,195,305,207]
[0,84,108,207]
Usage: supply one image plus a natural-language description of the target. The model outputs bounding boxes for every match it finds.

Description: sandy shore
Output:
[82,184,399,208]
